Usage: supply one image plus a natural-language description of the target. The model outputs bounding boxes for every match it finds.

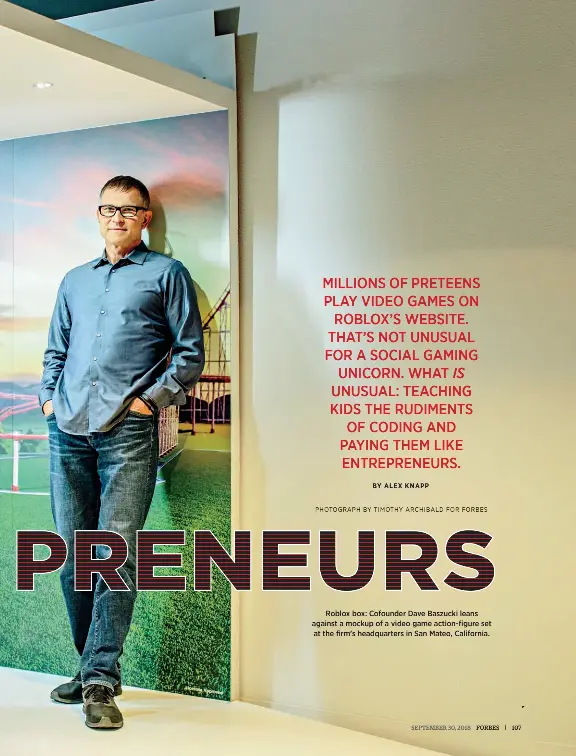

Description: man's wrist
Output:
[139,393,157,413]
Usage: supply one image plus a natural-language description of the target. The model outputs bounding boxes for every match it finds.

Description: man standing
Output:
[39,176,205,730]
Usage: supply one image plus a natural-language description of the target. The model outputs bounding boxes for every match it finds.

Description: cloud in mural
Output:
[0,196,53,208]
[150,173,225,207]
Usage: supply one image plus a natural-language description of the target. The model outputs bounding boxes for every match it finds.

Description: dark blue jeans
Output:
[46,409,159,690]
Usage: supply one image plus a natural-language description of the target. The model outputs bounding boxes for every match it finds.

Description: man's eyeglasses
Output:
[98,205,148,219]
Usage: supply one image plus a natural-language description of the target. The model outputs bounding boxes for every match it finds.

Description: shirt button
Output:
[96,333,101,337]
[105,288,110,292]
[100,310,105,314]
[92,381,97,386]
[93,357,98,361]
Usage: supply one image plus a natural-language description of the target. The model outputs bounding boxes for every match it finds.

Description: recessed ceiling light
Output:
[33,82,53,89]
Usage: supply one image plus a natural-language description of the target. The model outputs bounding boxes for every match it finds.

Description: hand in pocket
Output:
[129,397,153,416]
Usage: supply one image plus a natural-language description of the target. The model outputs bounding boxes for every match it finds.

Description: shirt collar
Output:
[92,241,149,269]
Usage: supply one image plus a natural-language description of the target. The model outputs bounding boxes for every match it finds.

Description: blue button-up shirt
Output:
[39,242,205,435]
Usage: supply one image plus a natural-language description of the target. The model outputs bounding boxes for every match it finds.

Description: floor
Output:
[0,667,446,756]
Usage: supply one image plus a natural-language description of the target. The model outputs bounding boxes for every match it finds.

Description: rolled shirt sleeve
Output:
[142,261,205,409]
[39,275,71,409]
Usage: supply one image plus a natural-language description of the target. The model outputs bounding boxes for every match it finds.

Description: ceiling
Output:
[9,0,147,19]
[7,0,576,94]
[0,1,232,140]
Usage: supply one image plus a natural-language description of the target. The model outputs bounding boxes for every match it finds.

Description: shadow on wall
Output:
[236,31,278,705]
[149,176,229,262]
[263,68,576,255]
[148,197,170,257]
[237,32,341,715]
[147,180,228,323]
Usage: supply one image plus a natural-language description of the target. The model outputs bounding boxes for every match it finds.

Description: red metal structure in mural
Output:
[188,283,231,435]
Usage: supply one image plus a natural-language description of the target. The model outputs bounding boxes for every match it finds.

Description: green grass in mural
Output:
[0,455,50,492]
[0,428,231,700]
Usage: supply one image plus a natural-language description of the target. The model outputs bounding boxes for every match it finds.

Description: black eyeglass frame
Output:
[98,204,149,218]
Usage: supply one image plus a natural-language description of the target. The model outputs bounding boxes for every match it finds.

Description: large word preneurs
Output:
[16,529,494,592]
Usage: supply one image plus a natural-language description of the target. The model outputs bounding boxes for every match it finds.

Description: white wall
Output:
[237,34,576,756]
